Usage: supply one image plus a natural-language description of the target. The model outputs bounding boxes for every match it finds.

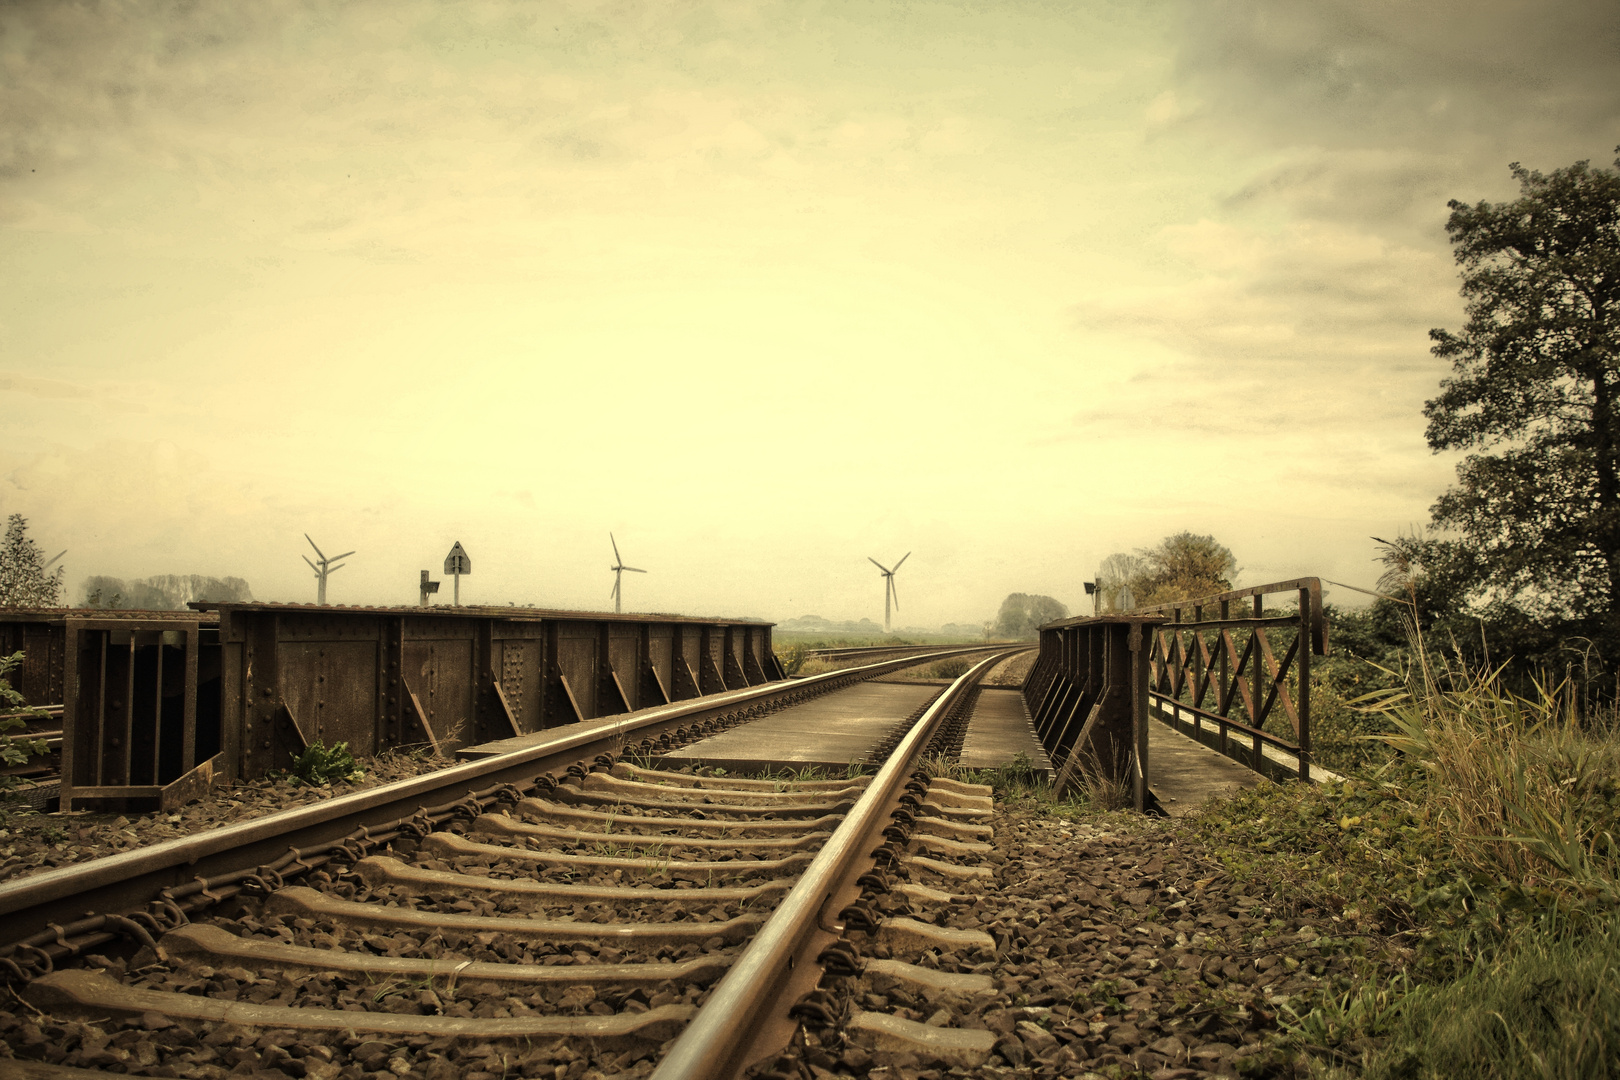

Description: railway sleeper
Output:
[557,779,857,818]
[350,855,794,906]
[511,797,843,835]
[472,810,832,852]
[25,968,697,1047]
[580,772,870,808]
[417,831,814,879]
[607,761,869,792]
[263,886,767,947]
[150,923,734,990]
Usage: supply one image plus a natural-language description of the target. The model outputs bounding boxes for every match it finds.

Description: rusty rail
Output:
[651,649,1016,1080]
[1136,578,1330,781]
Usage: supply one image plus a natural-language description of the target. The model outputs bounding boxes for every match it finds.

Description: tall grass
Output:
[1307,628,1620,1077]
[1363,913,1620,1080]
[1361,657,1620,908]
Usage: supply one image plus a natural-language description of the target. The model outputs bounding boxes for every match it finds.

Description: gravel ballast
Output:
[0,751,457,886]
[766,797,1387,1079]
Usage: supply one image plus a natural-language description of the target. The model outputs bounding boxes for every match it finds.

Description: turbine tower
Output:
[868,551,910,633]
[303,534,354,605]
[609,533,646,614]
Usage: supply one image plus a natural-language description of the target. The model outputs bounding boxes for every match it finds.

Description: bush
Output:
[289,740,364,786]
[0,652,47,792]
[775,642,808,676]
[1364,658,1620,908]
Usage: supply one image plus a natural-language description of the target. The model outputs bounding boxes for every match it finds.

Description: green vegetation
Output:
[0,651,47,799]
[288,739,365,786]
[1182,637,1620,1078]
[0,515,64,608]
[883,655,979,681]
[774,641,808,676]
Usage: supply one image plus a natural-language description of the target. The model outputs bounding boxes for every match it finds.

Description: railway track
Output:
[802,642,1006,662]
[0,646,1017,1079]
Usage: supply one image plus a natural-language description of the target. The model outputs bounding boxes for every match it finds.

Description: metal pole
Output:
[1130,622,1148,814]
[1298,586,1311,781]
[454,571,461,607]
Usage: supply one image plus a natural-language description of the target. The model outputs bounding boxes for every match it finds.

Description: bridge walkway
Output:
[1148,717,1263,816]
[958,687,1052,776]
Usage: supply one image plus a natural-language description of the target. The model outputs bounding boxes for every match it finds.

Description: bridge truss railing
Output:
[1135,578,1330,781]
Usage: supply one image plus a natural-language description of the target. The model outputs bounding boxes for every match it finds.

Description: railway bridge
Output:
[0,577,1334,1078]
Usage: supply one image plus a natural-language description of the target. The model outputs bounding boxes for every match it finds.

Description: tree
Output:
[80,574,252,610]
[1424,152,1620,644]
[1094,552,1148,613]
[1096,532,1238,610]
[991,593,1069,639]
[0,515,64,608]
[1135,532,1238,606]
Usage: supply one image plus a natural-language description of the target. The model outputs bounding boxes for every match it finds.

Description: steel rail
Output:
[0,645,994,946]
[651,648,1016,1080]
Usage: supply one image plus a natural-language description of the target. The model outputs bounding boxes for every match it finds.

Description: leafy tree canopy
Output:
[1425,152,1620,641]
[0,515,64,608]
[992,593,1068,639]
[1096,532,1239,611]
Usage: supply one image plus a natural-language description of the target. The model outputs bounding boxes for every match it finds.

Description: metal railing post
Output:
[1297,586,1311,781]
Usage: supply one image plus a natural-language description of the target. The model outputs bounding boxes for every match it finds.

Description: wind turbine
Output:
[609,533,646,614]
[303,534,354,605]
[868,552,910,633]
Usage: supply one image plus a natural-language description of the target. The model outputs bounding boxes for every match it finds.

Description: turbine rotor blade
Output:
[892,552,910,571]
[623,566,647,573]
[302,555,319,572]
[332,550,356,561]
[890,579,900,611]
[305,534,326,560]
[868,557,891,573]
[611,533,621,562]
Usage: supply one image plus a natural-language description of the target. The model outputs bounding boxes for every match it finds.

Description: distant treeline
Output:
[81,574,253,611]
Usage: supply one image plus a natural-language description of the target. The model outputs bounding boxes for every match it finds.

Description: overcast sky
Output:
[3,1,1617,626]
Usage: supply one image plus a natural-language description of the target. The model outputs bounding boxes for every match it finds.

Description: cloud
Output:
[1071,1,1620,444]
[0,371,93,400]
[1172,0,1620,147]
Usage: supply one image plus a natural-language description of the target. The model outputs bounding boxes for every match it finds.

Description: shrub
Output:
[0,652,47,793]
[775,642,808,676]
[289,740,365,786]
[1362,659,1620,908]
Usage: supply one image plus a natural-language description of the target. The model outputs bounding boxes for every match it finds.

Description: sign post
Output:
[443,542,471,606]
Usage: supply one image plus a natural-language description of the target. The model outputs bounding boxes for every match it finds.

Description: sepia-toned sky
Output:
[3,1,1617,625]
